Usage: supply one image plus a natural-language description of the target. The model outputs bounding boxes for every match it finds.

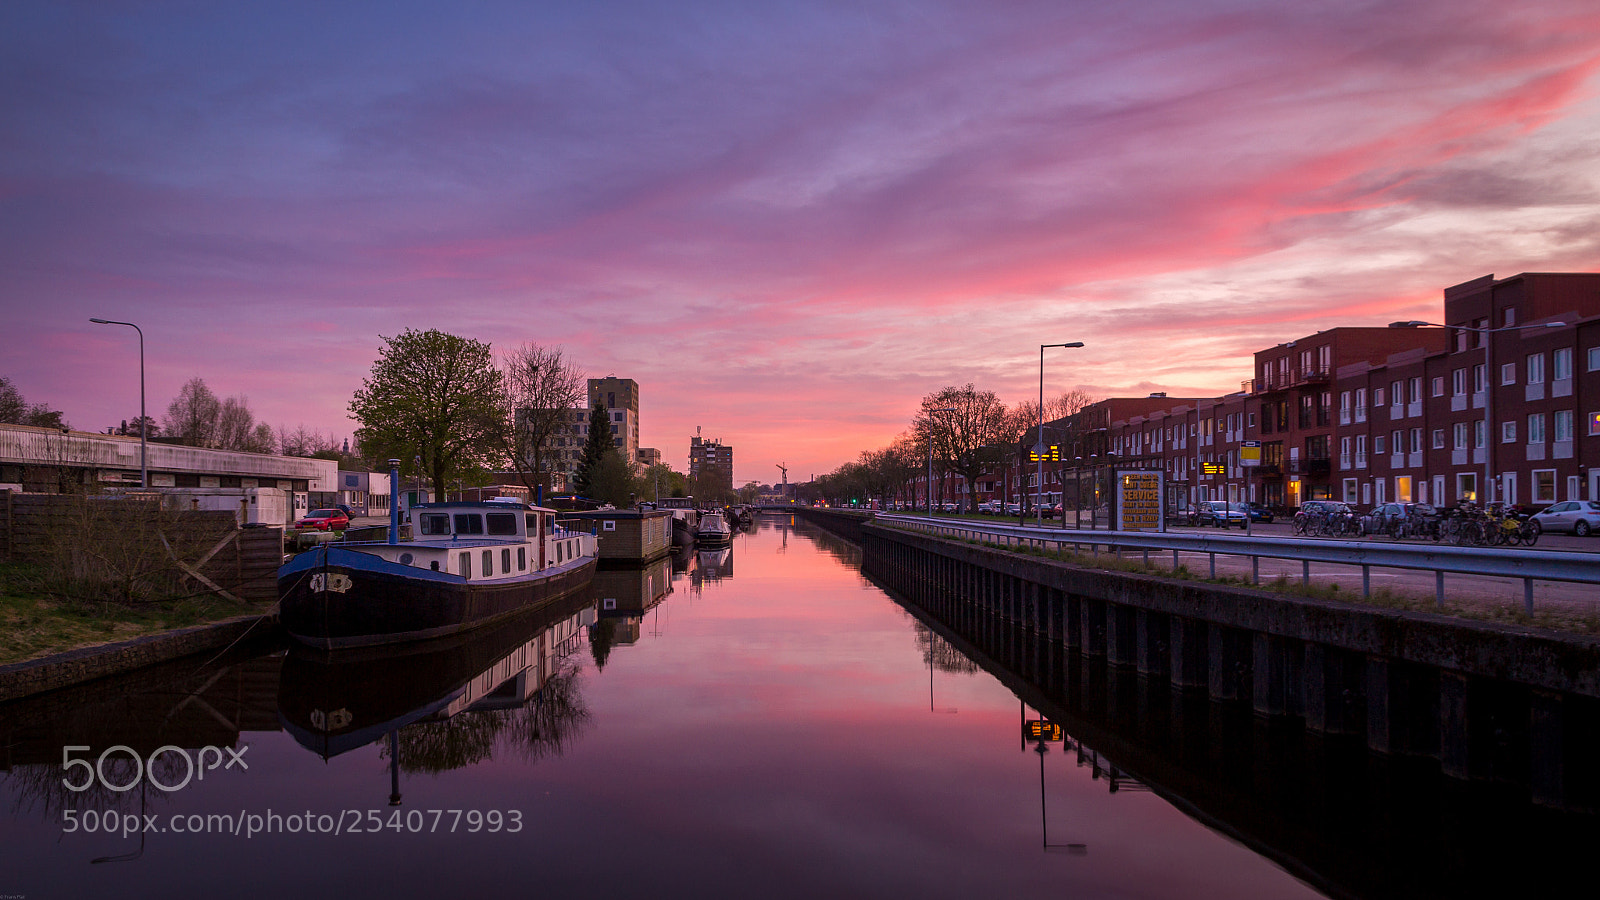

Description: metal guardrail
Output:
[874,514,1600,614]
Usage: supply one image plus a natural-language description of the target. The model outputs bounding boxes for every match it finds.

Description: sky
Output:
[5,0,1600,484]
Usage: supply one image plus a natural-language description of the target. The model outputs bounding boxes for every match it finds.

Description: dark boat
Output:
[278,499,597,650]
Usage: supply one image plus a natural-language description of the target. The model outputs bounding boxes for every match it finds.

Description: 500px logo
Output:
[61,744,248,793]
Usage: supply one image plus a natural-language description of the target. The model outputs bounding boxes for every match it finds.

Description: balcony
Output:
[1295,367,1330,385]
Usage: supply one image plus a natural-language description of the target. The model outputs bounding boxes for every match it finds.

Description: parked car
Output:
[1004,502,1022,516]
[1245,503,1274,524]
[1530,500,1600,536]
[1041,503,1062,519]
[296,508,350,532]
[978,500,1000,514]
[1197,500,1248,528]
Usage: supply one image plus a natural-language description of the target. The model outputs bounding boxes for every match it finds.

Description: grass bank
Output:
[0,561,274,666]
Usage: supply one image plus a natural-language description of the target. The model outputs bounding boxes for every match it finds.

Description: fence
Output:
[875,513,1600,614]
[0,490,283,605]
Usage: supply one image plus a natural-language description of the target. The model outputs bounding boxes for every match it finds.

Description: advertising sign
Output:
[1116,470,1163,532]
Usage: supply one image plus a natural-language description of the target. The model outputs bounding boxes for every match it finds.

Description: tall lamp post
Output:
[1390,319,1564,505]
[1037,342,1085,525]
[89,318,146,489]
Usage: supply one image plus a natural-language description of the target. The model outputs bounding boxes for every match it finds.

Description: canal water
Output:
[0,517,1415,898]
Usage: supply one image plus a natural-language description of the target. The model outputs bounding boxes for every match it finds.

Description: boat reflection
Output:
[278,590,598,765]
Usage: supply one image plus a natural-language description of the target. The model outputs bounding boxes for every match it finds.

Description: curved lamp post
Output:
[1037,343,1085,525]
[1390,319,1565,504]
[89,318,145,489]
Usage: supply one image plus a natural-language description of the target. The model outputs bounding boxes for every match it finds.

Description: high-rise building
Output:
[690,432,734,494]
[588,377,640,466]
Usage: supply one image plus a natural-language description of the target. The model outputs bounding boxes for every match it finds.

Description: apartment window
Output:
[1431,376,1444,397]
[1247,412,1255,428]
[1408,377,1422,403]
[1502,421,1517,443]
[1588,347,1600,372]
[1453,422,1468,450]
[1410,428,1422,453]
[1555,410,1573,442]
[1554,347,1572,380]
[1340,391,1351,411]
[1374,388,1385,406]
[1374,435,1386,454]
[1590,413,1600,437]
[1501,363,1516,385]
[1456,330,1469,352]
[1472,364,1486,393]
[1504,307,1516,327]
[1528,353,1546,384]
[1474,420,1486,449]
[1528,413,1545,444]
[1390,381,1403,407]
[1533,470,1556,503]
[1432,428,1446,449]
[1392,430,1404,452]
[1451,369,1466,396]
[1261,404,1274,432]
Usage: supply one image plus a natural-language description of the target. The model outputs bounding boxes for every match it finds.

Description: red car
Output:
[296,509,350,531]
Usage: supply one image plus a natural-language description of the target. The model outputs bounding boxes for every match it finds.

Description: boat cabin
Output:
[342,499,594,582]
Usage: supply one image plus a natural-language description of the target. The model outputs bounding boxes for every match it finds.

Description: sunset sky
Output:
[5,0,1600,484]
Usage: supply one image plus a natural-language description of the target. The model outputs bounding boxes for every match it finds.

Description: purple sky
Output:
[5,0,1600,482]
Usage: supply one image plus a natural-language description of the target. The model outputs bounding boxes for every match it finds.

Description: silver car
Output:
[1530,500,1600,536]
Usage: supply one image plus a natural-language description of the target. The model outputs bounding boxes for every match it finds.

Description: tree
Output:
[115,415,159,439]
[585,450,639,507]
[640,463,686,501]
[913,384,1010,513]
[0,375,68,429]
[501,343,586,496]
[164,377,221,447]
[349,329,506,499]
[573,402,614,498]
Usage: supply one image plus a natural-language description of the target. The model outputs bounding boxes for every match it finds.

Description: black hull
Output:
[278,545,597,650]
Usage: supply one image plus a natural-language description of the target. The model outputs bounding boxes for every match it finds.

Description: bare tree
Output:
[164,377,221,447]
[913,384,1010,513]
[501,344,585,495]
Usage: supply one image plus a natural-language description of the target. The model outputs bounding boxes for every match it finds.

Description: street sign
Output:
[1241,440,1261,467]
[1029,444,1061,462]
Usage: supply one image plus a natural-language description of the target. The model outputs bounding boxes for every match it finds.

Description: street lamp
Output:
[926,407,956,521]
[89,318,145,489]
[1038,342,1085,525]
[1390,319,1565,504]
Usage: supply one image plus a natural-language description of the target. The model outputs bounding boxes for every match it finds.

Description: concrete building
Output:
[690,433,734,494]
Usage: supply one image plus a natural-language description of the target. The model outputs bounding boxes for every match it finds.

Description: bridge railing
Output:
[872,513,1600,615]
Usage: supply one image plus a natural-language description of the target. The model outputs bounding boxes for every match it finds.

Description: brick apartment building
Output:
[903,272,1600,514]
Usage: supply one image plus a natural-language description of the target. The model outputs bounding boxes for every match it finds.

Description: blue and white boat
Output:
[278,499,597,650]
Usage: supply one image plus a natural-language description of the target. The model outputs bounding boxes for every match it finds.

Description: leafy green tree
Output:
[573,402,614,498]
[585,449,639,507]
[350,329,506,499]
[640,463,686,500]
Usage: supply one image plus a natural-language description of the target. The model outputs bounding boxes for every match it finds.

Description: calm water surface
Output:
[2,519,1321,899]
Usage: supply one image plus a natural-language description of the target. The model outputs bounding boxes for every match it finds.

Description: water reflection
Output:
[279,590,597,767]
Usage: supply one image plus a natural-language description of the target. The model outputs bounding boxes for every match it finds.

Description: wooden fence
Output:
[0,490,283,605]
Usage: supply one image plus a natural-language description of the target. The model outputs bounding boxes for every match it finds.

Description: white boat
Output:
[695,510,733,546]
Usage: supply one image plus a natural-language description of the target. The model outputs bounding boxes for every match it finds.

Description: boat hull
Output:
[278,544,596,650]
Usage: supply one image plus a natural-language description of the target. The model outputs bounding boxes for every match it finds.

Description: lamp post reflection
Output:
[1033,740,1087,855]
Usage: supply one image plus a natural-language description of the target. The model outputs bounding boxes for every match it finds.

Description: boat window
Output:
[419,514,451,536]
[501,548,511,572]
[482,549,492,575]
[526,513,539,532]
[556,542,564,563]
[454,514,484,534]
[517,547,526,570]
[544,514,556,531]
[399,552,414,565]
[486,513,518,535]
[459,552,471,578]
